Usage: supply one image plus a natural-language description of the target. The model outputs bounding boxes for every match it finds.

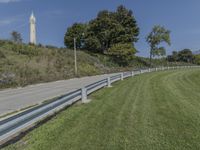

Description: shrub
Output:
[108,43,137,66]
[0,50,6,58]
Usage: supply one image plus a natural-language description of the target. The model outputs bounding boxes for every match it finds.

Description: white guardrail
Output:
[0,65,199,144]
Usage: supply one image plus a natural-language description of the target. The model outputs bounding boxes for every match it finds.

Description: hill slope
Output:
[0,40,193,89]
[0,40,127,89]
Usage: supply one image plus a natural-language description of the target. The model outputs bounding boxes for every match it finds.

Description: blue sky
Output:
[0,0,200,56]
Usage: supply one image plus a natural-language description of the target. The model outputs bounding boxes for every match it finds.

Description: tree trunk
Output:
[150,49,152,67]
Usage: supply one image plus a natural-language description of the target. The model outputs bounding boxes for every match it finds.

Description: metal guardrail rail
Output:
[0,66,199,144]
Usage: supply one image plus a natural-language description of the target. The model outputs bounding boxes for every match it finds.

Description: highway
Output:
[0,74,116,116]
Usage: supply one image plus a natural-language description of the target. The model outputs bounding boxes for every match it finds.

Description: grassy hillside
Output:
[3,69,200,150]
[0,40,130,89]
[0,40,193,89]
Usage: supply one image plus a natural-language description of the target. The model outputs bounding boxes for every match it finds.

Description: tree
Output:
[64,5,139,53]
[167,49,194,63]
[178,49,193,63]
[172,51,178,62]
[146,25,171,67]
[84,36,101,52]
[86,6,139,53]
[194,55,200,65]
[167,51,178,62]
[113,5,139,44]
[64,23,86,49]
[87,10,118,52]
[11,31,22,43]
[108,43,137,66]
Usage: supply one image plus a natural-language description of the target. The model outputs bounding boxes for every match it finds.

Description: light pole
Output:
[74,38,77,75]
[73,33,84,76]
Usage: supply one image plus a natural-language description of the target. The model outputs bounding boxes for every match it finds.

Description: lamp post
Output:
[74,38,77,75]
[74,33,84,75]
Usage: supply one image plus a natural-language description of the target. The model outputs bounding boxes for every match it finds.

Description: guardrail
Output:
[0,65,199,144]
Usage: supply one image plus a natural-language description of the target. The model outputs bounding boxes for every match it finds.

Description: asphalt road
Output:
[0,74,117,116]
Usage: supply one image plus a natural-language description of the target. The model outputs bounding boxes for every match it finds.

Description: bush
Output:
[194,55,200,65]
[11,44,41,57]
[108,43,136,66]
[0,50,6,58]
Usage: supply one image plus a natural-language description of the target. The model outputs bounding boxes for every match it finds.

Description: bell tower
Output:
[30,12,36,44]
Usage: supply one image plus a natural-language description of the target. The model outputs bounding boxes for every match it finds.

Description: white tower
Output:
[30,12,36,44]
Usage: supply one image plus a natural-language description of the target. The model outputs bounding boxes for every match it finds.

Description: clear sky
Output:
[0,0,200,56]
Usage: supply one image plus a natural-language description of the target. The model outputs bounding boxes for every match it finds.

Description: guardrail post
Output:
[155,67,158,71]
[131,71,134,77]
[140,70,142,74]
[148,68,151,72]
[121,73,124,80]
[82,87,89,103]
[107,77,112,87]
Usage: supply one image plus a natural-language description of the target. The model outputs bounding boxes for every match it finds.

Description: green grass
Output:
[3,69,200,150]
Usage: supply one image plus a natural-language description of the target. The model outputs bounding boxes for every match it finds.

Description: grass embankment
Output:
[0,40,192,89]
[3,69,200,150]
[0,40,127,89]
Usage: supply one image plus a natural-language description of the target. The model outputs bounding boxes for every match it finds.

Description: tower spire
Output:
[30,11,36,44]
[31,11,34,18]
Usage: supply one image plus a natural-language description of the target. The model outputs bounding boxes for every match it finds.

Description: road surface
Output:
[0,73,117,116]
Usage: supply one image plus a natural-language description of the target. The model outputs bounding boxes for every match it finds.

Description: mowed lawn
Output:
[3,69,200,150]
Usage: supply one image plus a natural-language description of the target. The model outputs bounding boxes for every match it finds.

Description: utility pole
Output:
[74,38,77,75]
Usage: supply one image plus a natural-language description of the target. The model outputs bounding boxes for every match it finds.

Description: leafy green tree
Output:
[87,10,118,52]
[64,5,139,53]
[113,5,139,44]
[167,49,194,63]
[178,49,193,63]
[64,23,86,49]
[146,25,171,66]
[108,43,136,66]
[11,31,22,43]
[167,51,178,62]
[87,6,139,53]
[172,51,178,61]
[194,55,200,65]
[84,36,101,52]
